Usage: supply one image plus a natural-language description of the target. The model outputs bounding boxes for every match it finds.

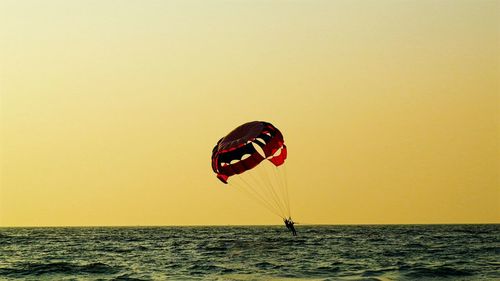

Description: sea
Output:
[0,225,498,280]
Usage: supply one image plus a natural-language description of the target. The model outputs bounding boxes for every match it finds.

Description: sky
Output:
[1,0,498,226]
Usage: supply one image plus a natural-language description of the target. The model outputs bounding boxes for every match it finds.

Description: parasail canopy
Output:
[211,121,287,183]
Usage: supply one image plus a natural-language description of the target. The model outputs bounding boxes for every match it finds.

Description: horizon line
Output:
[1,222,499,228]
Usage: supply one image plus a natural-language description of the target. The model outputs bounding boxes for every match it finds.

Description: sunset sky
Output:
[1,0,498,226]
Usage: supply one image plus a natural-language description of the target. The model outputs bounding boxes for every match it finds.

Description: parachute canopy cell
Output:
[211,121,287,183]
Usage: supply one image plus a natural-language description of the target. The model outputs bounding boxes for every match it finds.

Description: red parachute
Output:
[211,121,290,219]
[211,121,287,183]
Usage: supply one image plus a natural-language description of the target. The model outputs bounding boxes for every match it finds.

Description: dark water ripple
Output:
[0,261,119,276]
[0,225,498,280]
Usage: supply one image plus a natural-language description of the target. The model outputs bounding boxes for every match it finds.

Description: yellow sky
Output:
[1,0,499,226]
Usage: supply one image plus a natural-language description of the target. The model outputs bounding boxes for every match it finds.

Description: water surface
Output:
[0,225,498,280]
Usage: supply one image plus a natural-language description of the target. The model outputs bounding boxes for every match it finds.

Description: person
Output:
[284,218,290,230]
[284,217,297,236]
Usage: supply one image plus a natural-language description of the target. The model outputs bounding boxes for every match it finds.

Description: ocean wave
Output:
[254,261,282,270]
[187,263,228,275]
[403,265,474,278]
[0,261,120,277]
[361,267,398,277]
[110,273,148,281]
